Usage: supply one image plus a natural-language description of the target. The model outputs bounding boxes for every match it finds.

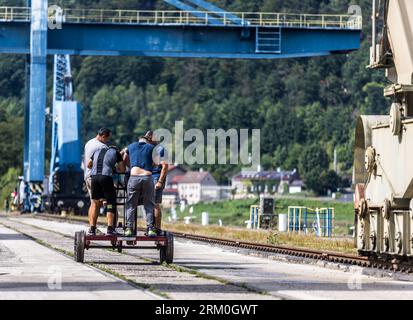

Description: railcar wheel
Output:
[358,199,368,219]
[382,198,391,220]
[390,103,402,136]
[117,241,123,253]
[74,231,85,263]
[160,232,174,264]
[364,147,376,173]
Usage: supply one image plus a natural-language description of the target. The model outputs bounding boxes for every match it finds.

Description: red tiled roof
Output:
[168,175,185,184]
[232,170,298,182]
[168,165,187,173]
[179,171,214,184]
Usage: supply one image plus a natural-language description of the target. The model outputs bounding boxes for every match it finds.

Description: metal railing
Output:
[0,6,363,30]
[0,6,30,21]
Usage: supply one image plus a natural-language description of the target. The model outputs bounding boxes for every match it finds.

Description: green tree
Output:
[299,145,330,195]
[0,167,21,205]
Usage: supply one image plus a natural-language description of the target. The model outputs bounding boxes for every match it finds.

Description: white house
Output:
[178,171,218,205]
[231,168,302,197]
[289,180,305,194]
[165,165,187,188]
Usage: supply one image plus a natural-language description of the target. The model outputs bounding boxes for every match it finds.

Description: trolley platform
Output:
[73,173,174,264]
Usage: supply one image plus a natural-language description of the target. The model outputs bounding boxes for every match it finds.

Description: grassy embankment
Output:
[176,197,354,233]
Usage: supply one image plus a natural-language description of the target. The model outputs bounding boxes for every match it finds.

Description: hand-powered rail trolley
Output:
[74,173,174,264]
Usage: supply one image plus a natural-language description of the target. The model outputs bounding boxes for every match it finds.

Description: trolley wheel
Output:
[74,231,85,263]
[117,241,123,253]
[160,232,174,264]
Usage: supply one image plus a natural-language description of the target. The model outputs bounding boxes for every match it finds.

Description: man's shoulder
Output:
[128,141,138,148]
[86,138,103,148]
[147,143,156,152]
[108,147,120,156]
[137,141,154,150]
[85,138,96,147]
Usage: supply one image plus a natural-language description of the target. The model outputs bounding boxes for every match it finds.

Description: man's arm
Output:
[87,153,94,169]
[154,145,168,189]
[158,161,168,184]
[121,148,130,169]
[116,150,126,173]
[117,161,126,173]
[155,161,169,190]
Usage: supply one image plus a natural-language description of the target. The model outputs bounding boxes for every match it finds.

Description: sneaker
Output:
[87,226,96,236]
[106,226,117,236]
[125,228,135,237]
[147,226,157,238]
[154,227,165,236]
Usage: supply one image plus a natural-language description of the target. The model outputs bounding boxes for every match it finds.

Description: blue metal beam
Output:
[23,55,30,181]
[27,0,47,182]
[54,101,82,172]
[0,22,361,59]
[163,0,224,25]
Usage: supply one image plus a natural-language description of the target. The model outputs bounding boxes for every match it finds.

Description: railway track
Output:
[27,213,413,274]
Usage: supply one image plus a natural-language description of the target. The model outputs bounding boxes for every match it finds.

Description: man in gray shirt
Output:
[87,146,125,235]
[84,128,111,233]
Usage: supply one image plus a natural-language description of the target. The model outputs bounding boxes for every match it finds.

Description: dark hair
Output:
[98,128,111,137]
[139,130,154,141]
[144,130,154,140]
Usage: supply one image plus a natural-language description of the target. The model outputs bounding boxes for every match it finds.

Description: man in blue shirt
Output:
[123,131,160,237]
[148,133,169,231]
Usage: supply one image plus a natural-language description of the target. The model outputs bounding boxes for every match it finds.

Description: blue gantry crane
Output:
[43,54,88,214]
[0,0,362,213]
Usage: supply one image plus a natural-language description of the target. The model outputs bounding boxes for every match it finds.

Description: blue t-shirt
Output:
[152,145,165,181]
[127,141,155,172]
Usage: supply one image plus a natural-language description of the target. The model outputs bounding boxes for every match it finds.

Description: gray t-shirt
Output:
[84,138,106,179]
[90,147,123,177]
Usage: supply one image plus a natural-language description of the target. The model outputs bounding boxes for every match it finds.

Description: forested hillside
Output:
[0,0,389,194]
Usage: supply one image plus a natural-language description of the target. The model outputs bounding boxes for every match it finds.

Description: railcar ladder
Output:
[255,27,282,53]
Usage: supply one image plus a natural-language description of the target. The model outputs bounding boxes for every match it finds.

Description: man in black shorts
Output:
[87,146,125,235]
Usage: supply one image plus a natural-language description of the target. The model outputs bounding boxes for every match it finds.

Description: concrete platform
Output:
[9,216,413,300]
[0,225,159,300]
[0,216,271,300]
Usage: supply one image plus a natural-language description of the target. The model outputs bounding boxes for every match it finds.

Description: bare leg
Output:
[88,200,101,227]
[107,211,115,228]
[154,204,162,229]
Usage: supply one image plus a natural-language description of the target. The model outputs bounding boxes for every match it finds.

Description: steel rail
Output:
[25,213,413,273]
